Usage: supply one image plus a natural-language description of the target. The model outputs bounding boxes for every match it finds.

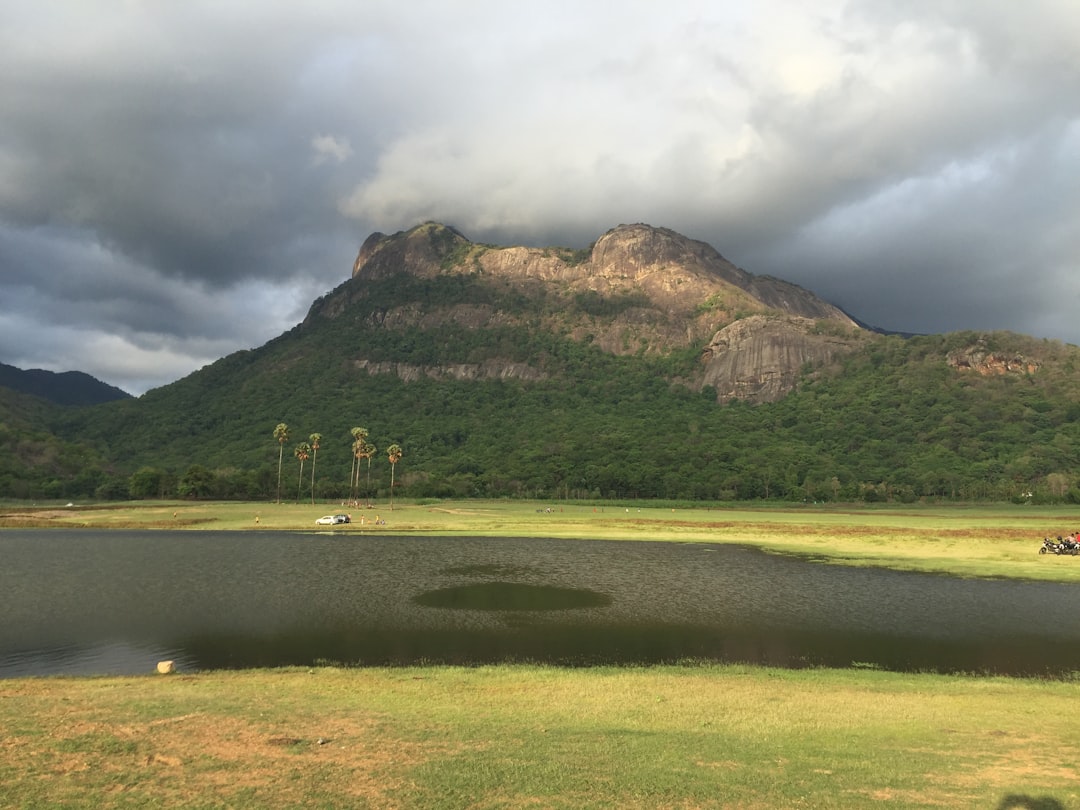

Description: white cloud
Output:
[311,134,353,166]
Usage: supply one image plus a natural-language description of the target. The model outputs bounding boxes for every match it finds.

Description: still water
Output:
[2,529,1079,678]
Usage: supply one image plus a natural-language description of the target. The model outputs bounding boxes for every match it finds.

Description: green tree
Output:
[349,427,368,503]
[386,443,402,510]
[1046,472,1069,499]
[273,423,289,503]
[308,432,322,505]
[294,441,311,504]
[128,466,165,499]
[178,465,215,499]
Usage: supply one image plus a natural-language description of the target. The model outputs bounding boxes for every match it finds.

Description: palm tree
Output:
[308,433,322,505]
[294,441,311,504]
[273,423,289,503]
[351,439,360,502]
[386,443,402,510]
[362,440,377,499]
[349,427,368,503]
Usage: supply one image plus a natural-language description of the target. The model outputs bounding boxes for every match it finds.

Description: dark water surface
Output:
[2,529,1079,678]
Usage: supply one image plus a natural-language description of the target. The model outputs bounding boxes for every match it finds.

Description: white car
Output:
[315,514,347,525]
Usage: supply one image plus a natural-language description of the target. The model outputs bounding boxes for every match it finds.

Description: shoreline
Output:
[4,499,1080,583]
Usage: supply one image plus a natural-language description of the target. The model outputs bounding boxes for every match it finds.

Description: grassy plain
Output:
[4,500,1080,807]
[4,498,1080,582]
[3,664,1079,808]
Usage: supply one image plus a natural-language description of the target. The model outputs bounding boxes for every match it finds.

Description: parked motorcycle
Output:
[1040,537,1079,555]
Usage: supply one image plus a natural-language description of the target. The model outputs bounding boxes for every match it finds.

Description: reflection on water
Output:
[2,529,1079,678]
[414,582,612,611]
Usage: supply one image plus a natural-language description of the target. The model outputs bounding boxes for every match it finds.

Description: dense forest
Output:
[4,325,1079,505]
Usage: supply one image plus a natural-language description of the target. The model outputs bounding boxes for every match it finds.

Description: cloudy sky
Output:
[2,1,1078,395]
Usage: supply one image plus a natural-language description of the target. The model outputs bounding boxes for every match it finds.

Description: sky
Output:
[2,1,1078,395]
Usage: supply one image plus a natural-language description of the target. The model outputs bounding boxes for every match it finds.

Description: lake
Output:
[2,529,1079,678]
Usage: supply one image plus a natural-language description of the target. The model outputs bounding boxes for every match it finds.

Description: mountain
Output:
[317,222,867,402]
[0,362,131,407]
[13,222,1080,504]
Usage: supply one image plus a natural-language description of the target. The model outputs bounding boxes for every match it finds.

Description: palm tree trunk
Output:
[296,461,305,504]
[277,445,284,504]
[310,449,317,505]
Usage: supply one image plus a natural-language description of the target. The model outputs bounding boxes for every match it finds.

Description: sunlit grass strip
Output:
[1,665,1077,808]
[4,499,1080,581]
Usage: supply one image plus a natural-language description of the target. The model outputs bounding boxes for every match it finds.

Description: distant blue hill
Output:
[0,362,131,407]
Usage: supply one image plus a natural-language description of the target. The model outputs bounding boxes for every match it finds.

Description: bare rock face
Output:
[352,222,855,322]
[584,225,854,323]
[353,359,547,383]
[342,222,865,401]
[946,343,1040,376]
[350,224,469,280]
[701,316,859,403]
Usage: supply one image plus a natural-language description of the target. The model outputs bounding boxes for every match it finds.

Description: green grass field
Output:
[2,664,1077,808]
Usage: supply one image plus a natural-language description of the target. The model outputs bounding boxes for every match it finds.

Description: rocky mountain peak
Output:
[351,222,471,281]
[352,222,851,320]
[590,223,752,288]
[339,221,866,401]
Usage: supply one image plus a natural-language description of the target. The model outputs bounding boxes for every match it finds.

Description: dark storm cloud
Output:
[1,8,361,286]
[1,1,1077,393]
[745,116,1080,335]
[0,2,380,391]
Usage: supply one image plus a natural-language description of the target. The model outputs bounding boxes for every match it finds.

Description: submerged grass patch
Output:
[2,664,1078,808]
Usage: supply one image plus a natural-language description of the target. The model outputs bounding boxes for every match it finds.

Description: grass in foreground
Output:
[1,664,1077,808]
[5,499,1080,582]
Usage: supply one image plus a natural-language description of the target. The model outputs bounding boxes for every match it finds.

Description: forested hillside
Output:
[24,326,1080,504]
[6,224,1080,504]
[0,362,131,406]
[0,387,112,499]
